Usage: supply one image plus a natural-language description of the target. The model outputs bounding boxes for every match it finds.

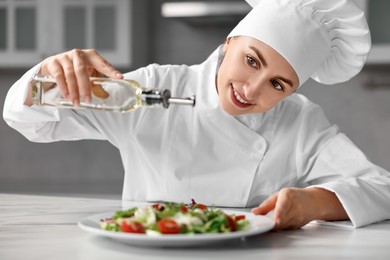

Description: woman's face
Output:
[216,36,299,116]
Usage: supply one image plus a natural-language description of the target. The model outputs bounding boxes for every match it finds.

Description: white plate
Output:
[78,209,274,247]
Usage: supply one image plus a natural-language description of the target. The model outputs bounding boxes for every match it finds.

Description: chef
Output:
[3,0,390,230]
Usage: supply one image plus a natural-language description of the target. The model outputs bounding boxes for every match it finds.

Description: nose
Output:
[242,74,267,101]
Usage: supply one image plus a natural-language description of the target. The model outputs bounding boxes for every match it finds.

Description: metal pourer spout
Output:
[142,89,196,108]
[168,96,196,107]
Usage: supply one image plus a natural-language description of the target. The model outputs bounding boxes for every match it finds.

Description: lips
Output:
[230,85,251,108]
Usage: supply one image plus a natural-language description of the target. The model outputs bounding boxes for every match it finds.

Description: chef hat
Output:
[228,0,371,86]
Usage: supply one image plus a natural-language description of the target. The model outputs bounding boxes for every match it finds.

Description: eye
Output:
[271,79,284,92]
[246,55,258,68]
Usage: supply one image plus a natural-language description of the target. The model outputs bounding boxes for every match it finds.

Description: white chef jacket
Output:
[3,47,390,228]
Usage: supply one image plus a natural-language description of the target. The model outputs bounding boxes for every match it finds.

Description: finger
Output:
[60,55,79,106]
[273,191,292,228]
[47,59,69,100]
[251,193,278,215]
[84,49,123,79]
[72,50,92,103]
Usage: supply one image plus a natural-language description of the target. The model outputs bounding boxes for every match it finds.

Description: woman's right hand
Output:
[38,49,123,106]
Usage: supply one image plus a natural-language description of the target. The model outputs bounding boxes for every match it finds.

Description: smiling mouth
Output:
[230,85,252,108]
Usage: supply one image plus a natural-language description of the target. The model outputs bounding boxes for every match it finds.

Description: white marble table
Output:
[1,193,390,260]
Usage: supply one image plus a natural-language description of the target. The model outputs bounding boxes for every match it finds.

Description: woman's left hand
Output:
[251,187,349,230]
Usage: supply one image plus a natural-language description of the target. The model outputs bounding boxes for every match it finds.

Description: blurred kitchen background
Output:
[1,0,390,198]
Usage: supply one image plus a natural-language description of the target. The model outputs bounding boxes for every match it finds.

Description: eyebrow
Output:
[249,46,268,67]
[276,75,294,89]
[249,45,294,89]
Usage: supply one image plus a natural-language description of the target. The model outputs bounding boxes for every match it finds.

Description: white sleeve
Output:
[294,104,390,228]
[308,133,390,228]
[3,64,105,142]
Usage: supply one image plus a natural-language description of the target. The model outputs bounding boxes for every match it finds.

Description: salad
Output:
[100,199,250,235]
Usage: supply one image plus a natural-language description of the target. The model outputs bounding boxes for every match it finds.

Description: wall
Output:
[299,66,390,169]
[1,0,390,197]
[150,0,240,65]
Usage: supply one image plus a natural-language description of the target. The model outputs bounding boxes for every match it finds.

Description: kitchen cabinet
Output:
[161,1,251,24]
[0,0,132,68]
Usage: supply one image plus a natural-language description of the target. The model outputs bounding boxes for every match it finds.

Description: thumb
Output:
[251,193,278,215]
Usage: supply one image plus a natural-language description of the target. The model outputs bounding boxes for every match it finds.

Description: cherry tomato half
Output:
[235,215,246,221]
[157,219,181,234]
[121,220,145,234]
[226,215,237,232]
